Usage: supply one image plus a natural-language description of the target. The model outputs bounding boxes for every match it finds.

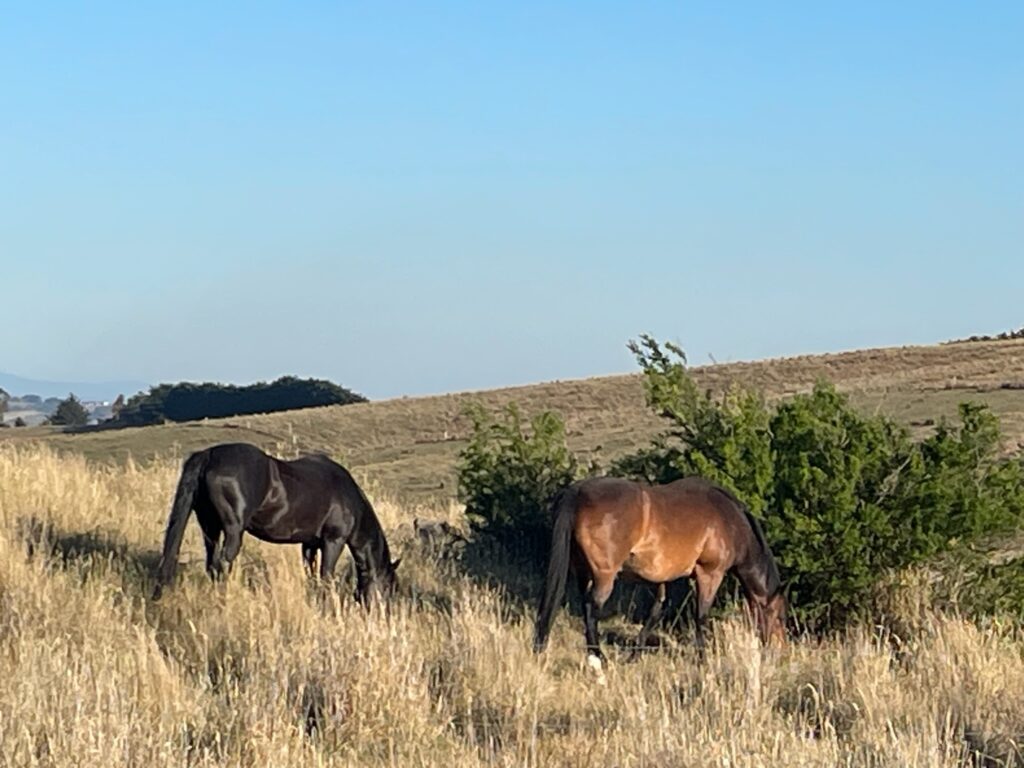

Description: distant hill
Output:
[6,339,1023,502]
[0,372,149,402]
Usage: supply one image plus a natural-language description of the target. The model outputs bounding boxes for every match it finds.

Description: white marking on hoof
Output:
[587,654,608,686]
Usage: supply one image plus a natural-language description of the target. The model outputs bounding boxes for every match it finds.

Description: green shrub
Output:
[617,335,1024,630]
[457,404,580,559]
[615,336,774,515]
[47,393,90,427]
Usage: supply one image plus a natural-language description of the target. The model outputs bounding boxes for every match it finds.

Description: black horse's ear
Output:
[391,558,402,571]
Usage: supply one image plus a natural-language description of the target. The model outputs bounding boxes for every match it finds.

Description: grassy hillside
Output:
[2,444,1023,767]
[2,342,1024,765]
[4,339,1024,501]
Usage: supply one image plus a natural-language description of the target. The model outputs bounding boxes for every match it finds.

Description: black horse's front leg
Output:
[301,542,319,577]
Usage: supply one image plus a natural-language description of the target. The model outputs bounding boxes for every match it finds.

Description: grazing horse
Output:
[533,476,786,666]
[152,443,398,602]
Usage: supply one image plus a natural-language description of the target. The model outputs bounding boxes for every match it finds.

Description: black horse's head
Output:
[355,558,400,605]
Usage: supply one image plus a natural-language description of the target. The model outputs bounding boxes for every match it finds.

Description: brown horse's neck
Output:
[736,505,782,600]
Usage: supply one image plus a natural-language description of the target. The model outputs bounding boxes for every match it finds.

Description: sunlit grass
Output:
[1,443,1022,766]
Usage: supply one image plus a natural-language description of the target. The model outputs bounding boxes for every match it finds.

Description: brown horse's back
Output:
[652,477,761,575]
[573,476,757,586]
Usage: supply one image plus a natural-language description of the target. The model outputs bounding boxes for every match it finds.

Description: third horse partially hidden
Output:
[533,476,786,668]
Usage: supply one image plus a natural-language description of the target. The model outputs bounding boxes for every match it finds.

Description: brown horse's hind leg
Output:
[630,582,667,660]
[580,570,616,662]
[693,565,725,650]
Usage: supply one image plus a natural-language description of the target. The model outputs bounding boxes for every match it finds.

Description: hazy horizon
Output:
[5,329,1020,403]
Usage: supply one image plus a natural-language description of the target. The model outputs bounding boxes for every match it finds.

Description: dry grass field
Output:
[1,340,1024,766]
[1,443,1024,767]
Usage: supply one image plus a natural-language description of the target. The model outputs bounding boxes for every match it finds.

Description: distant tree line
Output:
[948,326,1024,344]
[110,376,367,426]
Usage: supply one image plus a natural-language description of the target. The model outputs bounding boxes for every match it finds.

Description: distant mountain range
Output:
[0,372,150,402]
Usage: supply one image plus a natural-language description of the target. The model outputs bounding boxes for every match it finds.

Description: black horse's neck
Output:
[349,503,394,599]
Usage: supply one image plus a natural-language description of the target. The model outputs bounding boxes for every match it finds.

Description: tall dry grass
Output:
[0,442,1022,767]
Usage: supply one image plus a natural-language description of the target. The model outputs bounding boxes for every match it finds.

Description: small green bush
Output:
[457,404,580,559]
[47,393,90,427]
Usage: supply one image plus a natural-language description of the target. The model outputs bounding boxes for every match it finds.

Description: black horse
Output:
[152,442,398,602]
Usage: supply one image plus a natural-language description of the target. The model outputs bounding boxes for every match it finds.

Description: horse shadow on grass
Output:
[17,514,166,597]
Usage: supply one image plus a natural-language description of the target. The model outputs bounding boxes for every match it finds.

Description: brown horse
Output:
[533,476,786,664]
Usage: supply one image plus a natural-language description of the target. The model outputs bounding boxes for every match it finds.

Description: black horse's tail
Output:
[153,449,210,599]
[533,485,579,652]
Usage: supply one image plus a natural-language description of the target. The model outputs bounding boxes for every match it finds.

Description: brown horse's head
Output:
[761,591,788,646]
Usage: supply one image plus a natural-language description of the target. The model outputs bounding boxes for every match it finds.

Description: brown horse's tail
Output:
[153,449,210,599]
[533,485,579,653]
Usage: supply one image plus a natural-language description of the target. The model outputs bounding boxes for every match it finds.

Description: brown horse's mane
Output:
[711,483,782,598]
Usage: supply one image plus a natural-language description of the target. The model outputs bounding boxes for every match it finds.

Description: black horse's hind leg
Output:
[631,582,667,660]
[196,508,223,579]
[218,522,244,575]
[207,485,246,577]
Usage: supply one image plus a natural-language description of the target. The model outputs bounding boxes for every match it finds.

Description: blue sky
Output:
[2,2,1021,399]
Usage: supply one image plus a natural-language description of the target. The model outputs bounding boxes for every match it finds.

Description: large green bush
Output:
[618,335,1024,629]
[457,404,580,559]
